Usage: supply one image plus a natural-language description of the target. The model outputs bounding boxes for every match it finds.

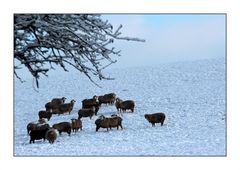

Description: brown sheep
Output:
[45,128,58,144]
[144,113,166,127]
[115,98,123,112]
[45,97,66,112]
[71,118,82,133]
[56,99,76,115]
[52,122,72,136]
[38,110,53,121]
[109,114,123,130]
[95,115,110,132]
[98,93,116,105]
[51,97,66,105]
[95,115,123,132]
[82,95,98,108]
[117,100,135,113]
[78,107,96,119]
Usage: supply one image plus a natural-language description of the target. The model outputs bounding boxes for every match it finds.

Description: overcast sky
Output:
[102,14,226,68]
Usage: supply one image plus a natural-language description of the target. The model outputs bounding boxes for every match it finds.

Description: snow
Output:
[14,58,226,156]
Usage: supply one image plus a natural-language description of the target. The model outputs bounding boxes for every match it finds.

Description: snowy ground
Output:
[14,58,226,156]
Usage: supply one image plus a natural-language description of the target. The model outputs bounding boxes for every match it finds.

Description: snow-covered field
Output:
[14,58,226,156]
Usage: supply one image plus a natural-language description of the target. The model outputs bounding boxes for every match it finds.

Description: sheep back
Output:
[120,100,135,112]
[27,121,49,135]
[144,113,166,126]
[52,122,72,136]
[78,107,95,119]
[95,117,110,132]
[45,128,58,144]
[109,116,123,130]
[38,110,53,121]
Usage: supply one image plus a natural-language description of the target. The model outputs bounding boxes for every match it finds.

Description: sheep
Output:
[51,97,66,105]
[52,122,72,136]
[38,110,53,121]
[56,99,76,115]
[115,98,123,112]
[109,114,123,130]
[98,93,116,105]
[82,95,98,108]
[71,118,82,133]
[29,123,50,144]
[45,128,58,144]
[44,97,66,112]
[26,119,48,135]
[144,113,166,127]
[95,115,110,132]
[116,99,135,113]
[78,107,96,119]
[95,115,123,132]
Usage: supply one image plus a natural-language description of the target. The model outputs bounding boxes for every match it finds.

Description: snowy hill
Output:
[14,58,226,156]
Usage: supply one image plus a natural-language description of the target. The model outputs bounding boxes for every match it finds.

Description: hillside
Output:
[14,58,226,156]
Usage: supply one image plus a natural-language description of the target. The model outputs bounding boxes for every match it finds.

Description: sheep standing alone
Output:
[45,128,58,144]
[78,107,96,119]
[52,122,72,136]
[144,113,166,127]
[71,118,82,133]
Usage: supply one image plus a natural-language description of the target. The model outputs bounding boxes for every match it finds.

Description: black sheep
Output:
[144,113,166,127]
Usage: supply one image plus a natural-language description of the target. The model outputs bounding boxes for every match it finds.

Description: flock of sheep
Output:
[26,93,166,144]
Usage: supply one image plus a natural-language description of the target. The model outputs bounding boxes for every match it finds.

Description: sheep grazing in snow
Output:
[38,110,53,121]
[98,93,116,105]
[55,99,76,115]
[144,113,166,127]
[95,115,123,132]
[45,97,66,112]
[115,98,135,113]
[29,123,50,144]
[78,107,96,119]
[45,128,58,144]
[71,118,82,133]
[52,122,72,136]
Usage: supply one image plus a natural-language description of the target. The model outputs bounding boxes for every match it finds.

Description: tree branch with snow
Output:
[14,14,145,88]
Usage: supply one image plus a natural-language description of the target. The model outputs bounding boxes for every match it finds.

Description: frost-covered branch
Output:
[14,14,145,88]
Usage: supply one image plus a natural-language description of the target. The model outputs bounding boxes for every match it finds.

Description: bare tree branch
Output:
[14,14,145,88]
